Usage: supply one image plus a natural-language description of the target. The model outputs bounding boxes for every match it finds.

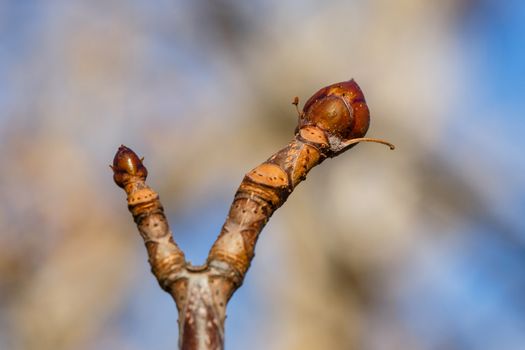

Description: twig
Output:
[111,79,393,350]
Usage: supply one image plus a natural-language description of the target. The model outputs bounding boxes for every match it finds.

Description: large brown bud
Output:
[300,79,370,141]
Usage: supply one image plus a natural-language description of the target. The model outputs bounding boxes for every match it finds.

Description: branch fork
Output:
[111,79,393,349]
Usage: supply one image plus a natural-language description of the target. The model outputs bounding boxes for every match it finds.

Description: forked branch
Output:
[111,79,393,350]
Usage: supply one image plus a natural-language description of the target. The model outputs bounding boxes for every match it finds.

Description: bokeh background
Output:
[1,0,524,349]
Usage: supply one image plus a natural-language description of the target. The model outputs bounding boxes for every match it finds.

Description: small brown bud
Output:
[111,145,148,188]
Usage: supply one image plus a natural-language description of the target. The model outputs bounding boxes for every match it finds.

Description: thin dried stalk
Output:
[111,79,393,350]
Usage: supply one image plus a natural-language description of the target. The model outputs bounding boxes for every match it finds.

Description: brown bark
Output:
[111,79,393,349]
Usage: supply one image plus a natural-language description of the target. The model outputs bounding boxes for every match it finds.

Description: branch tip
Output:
[112,78,394,350]
[112,145,148,187]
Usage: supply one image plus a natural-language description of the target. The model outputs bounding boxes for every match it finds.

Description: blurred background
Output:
[1,0,524,349]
